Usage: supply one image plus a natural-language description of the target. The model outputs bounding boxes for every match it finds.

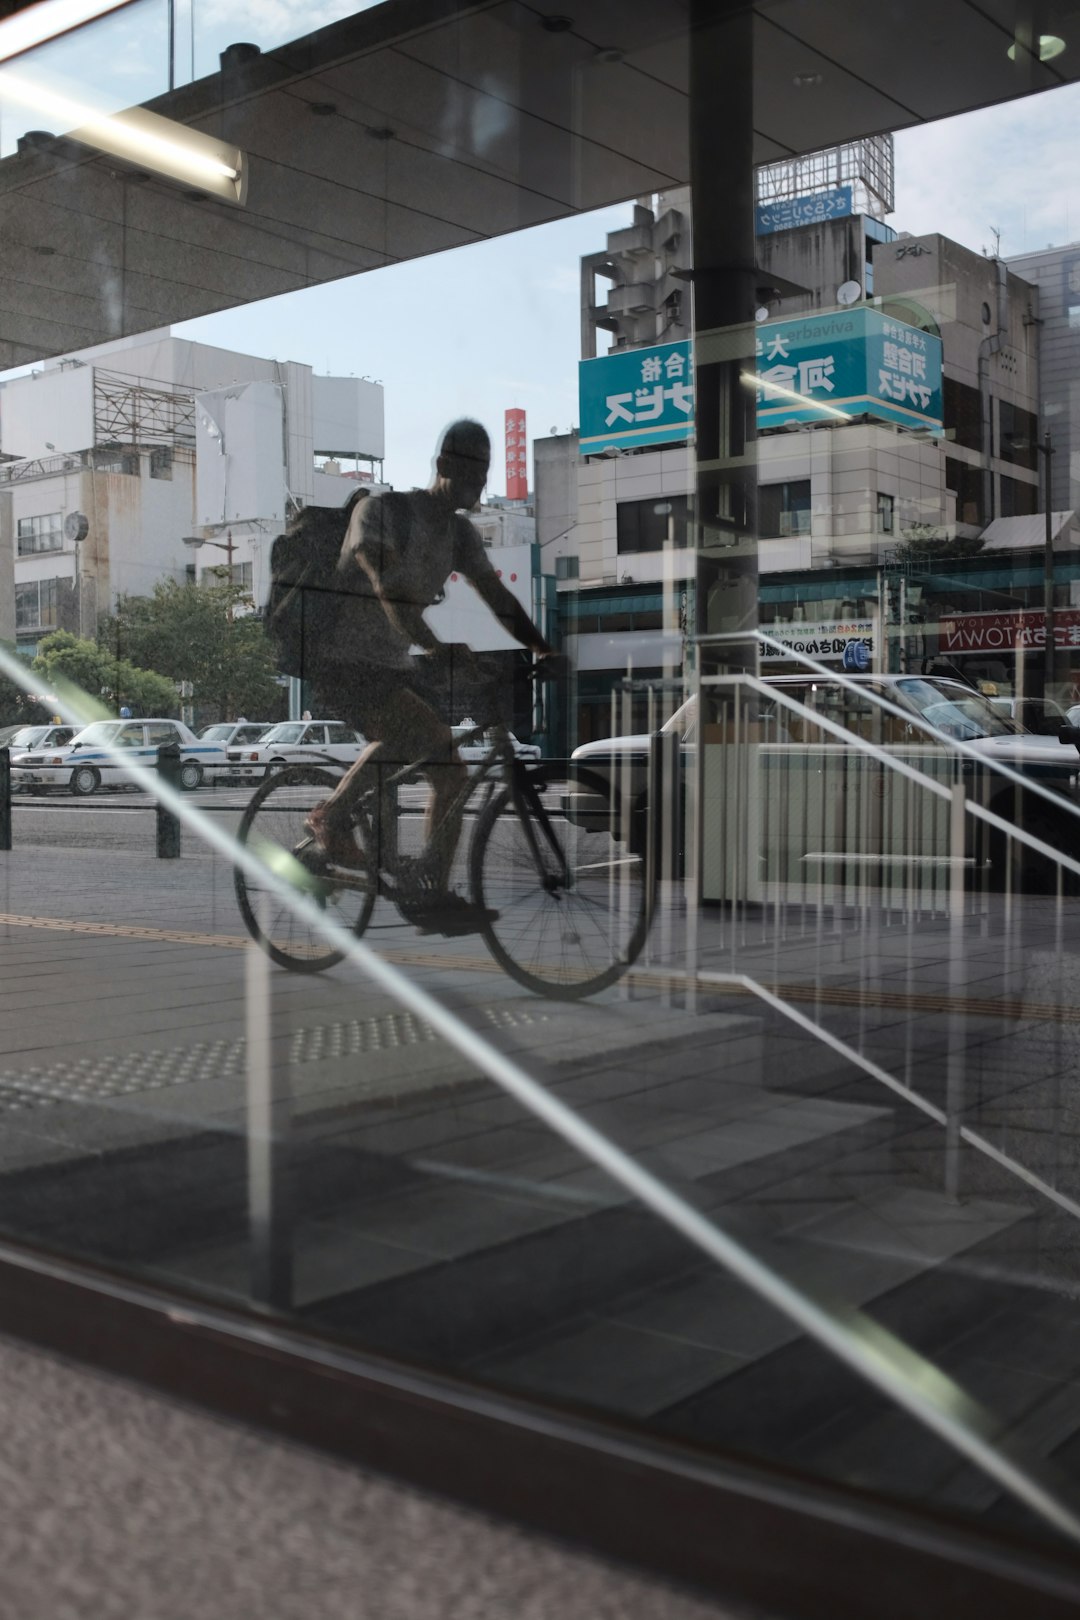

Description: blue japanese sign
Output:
[755,187,853,236]
[756,307,943,433]
[579,339,694,454]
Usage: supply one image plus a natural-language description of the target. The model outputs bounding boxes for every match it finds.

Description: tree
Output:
[0,645,52,726]
[892,532,986,564]
[32,631,178,720]
[100,580,281,722]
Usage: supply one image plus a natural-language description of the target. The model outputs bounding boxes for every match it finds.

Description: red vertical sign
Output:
[505,408,528,501]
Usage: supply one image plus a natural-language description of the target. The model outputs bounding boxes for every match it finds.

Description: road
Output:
[8,783,433,855]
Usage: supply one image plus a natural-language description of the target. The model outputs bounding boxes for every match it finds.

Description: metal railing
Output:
[626,630,1080,1224]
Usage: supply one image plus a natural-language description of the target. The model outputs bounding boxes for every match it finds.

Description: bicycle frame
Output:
[346,717,527,899]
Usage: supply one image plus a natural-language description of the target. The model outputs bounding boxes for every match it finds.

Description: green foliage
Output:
[892,533,986,564]
[0,645,46,726]
[32,631,177,721]
[100,579,280,722]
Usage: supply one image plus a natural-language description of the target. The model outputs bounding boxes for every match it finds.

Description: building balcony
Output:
[607,283,657,316]
[605,223,653,258]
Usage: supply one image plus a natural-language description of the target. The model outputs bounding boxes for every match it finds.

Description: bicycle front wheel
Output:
[471,765,647,999]
[234,766,375,973]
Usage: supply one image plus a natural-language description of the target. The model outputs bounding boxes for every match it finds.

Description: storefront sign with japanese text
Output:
[941,608,1080,654]
[765,620,875,663]
[756,308,943,433]
[579,339,694,454]
[505,407,528,501]
[755,186,853,236]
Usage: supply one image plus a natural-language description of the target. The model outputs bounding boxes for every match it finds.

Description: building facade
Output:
[0,333,384,655]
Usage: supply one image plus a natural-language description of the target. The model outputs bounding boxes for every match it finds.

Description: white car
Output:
[988,695,1071,735]
[225,719,366,783]
[13,718,227,796]
[452,718,541,773]
[7,724,82,791]
[199,721,271,748]
[199,721,271,781]
[566,675,1080,888]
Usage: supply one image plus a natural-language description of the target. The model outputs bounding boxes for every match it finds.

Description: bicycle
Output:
[233,678,649,999]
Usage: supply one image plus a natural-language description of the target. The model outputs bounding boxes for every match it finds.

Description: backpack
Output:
[265,490,367,678]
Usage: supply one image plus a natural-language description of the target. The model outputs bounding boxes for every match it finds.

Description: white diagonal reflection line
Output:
[0,0,137,63]
[1,640,1079,1544]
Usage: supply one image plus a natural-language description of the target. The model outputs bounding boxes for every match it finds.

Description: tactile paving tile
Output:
[0,1007,552,1116]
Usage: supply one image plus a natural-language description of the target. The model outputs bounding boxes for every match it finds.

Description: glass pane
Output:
[9,0,1080,1586]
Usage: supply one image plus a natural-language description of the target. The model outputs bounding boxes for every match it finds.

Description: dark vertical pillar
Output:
[0,749,11,853]
[690,1,759,679]
[156,743,182,858]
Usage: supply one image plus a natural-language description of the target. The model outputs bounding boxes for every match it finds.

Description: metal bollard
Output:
[0,748,10,852]
[156,742,182,858]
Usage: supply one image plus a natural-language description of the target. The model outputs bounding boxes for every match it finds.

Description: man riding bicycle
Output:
[308,419,556,934]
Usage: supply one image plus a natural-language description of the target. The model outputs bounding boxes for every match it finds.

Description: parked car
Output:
[988,695,1071,735]
[12,718,227,796]
[199,721,271,781]
[566,674,1080,893]
[225,719,366,783]
[451,718,541,773]
[198,721,271,748]
[8,724,83,792]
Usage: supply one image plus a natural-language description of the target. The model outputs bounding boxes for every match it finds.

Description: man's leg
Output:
[314,690,467,882]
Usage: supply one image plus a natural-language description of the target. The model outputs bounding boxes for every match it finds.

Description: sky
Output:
[173,206,631,493]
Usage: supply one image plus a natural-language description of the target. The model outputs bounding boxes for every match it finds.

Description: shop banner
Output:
[765,620,875,663]
[941,608,1080,654]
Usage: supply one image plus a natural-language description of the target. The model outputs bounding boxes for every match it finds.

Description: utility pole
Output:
[182,530,238,621]
[1041,431,1056,695]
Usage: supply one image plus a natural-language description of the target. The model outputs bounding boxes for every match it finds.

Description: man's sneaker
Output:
[412,891,499,937]
[304,802,366,871]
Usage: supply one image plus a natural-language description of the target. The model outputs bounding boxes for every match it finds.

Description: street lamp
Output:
[182,531,237,622]
[1038,432,1056,695]
[64,511,89,637]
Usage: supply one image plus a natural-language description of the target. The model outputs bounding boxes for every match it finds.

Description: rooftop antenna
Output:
[990,225,1002,257]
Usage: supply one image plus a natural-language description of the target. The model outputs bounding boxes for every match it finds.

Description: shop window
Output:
[16,513,62,555]
[616,494,690,554]
[759,481,811,539]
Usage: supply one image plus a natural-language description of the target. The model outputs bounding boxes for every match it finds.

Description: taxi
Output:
[7,724,81,792]
[13,718,227,796]
[224,719,365,783]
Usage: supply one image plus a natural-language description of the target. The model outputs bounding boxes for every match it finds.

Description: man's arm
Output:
[366,582,441,652]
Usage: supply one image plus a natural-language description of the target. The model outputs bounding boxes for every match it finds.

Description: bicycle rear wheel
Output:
[471,764,647,999]
[234,766,375,973]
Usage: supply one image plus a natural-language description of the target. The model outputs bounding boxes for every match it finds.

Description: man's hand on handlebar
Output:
[535,651,570,682]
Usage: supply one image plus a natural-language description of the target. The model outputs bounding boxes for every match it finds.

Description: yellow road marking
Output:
[0,911,1075,1026]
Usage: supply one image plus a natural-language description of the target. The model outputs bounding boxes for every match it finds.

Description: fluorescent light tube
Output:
[0,0,139,65]
[1,66,246,200]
